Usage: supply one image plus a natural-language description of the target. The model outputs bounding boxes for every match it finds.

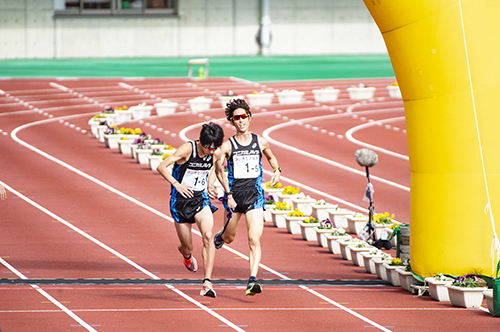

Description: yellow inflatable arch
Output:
[364,0,500,277]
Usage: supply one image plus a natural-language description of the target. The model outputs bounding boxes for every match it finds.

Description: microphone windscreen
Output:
[355,148,379,167]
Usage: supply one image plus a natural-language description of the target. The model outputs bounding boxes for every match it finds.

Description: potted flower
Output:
[130,102,153,120]
[361,249,384,274]
[276,89,305,105]
[262,181,283,202]
[291,194,316,216]
[113,105,132,123]
[284,208,307,235]
[325,227,351,254]
[347,212,368,235]
[154,99,178,116]
[188,96,213,113]
[396,261,420,293]
[348,242,374,267]
[118,128,142,155]
[270,201,292,228]
[264,194,276,222]
[103,124,123,149]
[219,90,244,109]
[372,253,392,281]
[311,199,337,221]
[327,206,352,228]
[383,257,405,286]
[425,274,455,302]
[277,186,300,205]
[312,86,341,102]
[246,90,274,106]
[338,237,361,261]
[386,82,402,99]
[149,148,165,171]
[445,274,487,308]
[136,138,165,165]
[298,216,321,241]
[347,83,376,100]
[373,211,395,240]
[314,218,335,248]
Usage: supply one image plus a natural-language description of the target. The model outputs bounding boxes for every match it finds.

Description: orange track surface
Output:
[0,78,495,331]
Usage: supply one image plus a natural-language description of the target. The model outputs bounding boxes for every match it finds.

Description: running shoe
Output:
[245,281,262,296]
[184,256,198,272]
[200,280,216,298]
[214,230,224,249]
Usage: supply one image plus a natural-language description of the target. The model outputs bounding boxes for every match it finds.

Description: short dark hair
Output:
[199,122,224,148]
[224,98,251,121]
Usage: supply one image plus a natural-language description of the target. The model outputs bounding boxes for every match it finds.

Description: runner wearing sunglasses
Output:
[213,99,281,296]
[157,122,224,298]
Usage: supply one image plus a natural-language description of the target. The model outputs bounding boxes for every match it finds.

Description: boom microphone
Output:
[355,148,379,168]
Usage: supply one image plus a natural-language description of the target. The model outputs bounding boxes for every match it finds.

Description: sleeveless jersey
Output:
[171,140,213,196]
[227,133,263,192]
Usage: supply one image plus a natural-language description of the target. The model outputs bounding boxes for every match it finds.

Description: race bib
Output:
[181,169,210,191]
[233,155,260,178]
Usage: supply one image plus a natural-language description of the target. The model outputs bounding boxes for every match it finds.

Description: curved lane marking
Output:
[8,113,393,332]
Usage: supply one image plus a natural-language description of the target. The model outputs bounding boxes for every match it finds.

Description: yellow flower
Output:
[274,202,291,211]
[265,181,282,189]
[162,153,171,160]
[282,186,299,195]
[134,128,142,135]
[304,216,318,223]
[287,208,304,217]
[123,105,128,110]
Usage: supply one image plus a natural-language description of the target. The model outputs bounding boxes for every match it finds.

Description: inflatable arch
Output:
[364,0,500,277]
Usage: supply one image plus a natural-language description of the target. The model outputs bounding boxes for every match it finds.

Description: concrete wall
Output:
[0,0,387,59]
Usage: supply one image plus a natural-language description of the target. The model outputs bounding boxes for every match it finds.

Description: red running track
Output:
[0,77,496,331]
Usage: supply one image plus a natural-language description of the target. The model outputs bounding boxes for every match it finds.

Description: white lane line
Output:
[0,179,247,332]
[0,256,98,332]
[345,116,409,161]
[10,112,394,331]
[262,113,410,192]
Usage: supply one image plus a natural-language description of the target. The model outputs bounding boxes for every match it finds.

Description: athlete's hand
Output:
[207,183,218,200]
[175,183,194,198]
[227,195,237,211]
[269,171,280,187]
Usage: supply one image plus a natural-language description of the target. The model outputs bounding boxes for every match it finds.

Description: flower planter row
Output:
[263,186,493,313]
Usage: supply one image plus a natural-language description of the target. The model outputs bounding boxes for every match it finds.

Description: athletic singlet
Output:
[171,140,213,197]
[227,133,263,192]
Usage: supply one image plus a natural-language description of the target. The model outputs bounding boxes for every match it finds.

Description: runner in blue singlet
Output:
[213,99,281,296]
[158,122,224,298]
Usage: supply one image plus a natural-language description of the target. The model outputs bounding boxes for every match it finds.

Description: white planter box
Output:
[155,102,178,116]
[270,209,290,228]
[348,245,373,267]
[276,192,300,206]
[291,196,316,216]
[136,149,154,165]
[311,203,337,221]
[387,85,402,99]
[188,98,213,113]
[114,110,133,123]
[130,106,153,120]
[338,239,361,261]
[312,89,340,102]
[149,154,164,171]
[347,215,368,235]
[219,95,244,109]
[396,268,418,293]
[328,209,352,228]
[262,184,283,203]
[347,87,376,100]
[325,234,351,254]
[276,91,304,105]
[361,251,383,274]
[103,134,123,149]
[264,204,276,222]
[315,227,334,248]
[446,285,487,309]
[298,221,320,241]
[374,224,392,240]
[483,289,494,314]
[246,93,274,106]
[373,257,390,281]
[285,216,306,234]
[383,263,402,286]
[118,138,137,155]
[425,277,454,302]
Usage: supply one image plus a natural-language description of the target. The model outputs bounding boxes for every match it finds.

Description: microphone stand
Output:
[365,166,376,243]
